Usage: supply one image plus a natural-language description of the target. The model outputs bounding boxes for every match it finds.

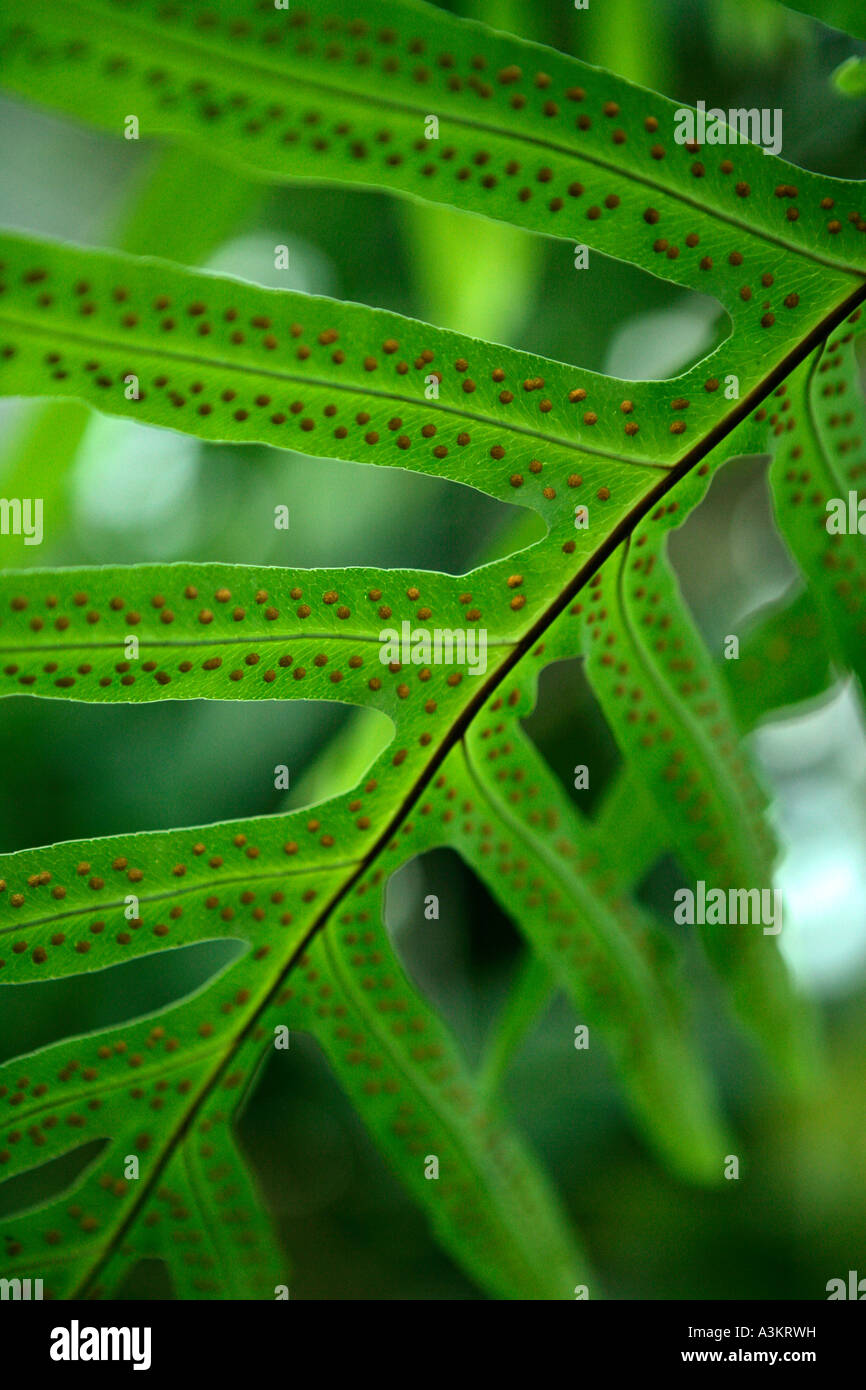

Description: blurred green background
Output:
[1,0,865,1299]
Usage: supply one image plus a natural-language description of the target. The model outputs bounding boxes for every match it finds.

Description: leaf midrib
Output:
[0,860,359,937]
[179,1141,237,1295]
[317,921,547,1296]
[0,311,668,471]
[804,344,847,492]
[0,633,518,655]
[612,538,767,880]
[460,732,652,988]
[3,1042,215,1138]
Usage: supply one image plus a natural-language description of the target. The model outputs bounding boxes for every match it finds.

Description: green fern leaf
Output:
[765,337,866,693]
[2,0,866,1303]
[782,0,866,41]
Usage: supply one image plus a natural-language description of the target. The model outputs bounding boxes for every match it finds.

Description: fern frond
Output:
[2,0,865,1302]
